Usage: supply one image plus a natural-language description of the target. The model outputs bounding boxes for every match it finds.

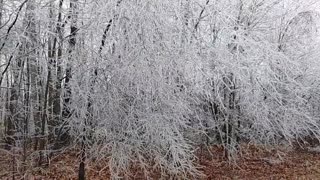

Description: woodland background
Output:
[1,0,320,179]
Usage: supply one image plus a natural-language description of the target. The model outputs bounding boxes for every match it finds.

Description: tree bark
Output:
[53,0,66,150]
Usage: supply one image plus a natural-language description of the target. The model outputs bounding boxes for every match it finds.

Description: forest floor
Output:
[1,144,320,179]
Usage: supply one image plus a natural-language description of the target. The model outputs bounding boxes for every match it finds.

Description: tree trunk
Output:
[53,0,66,150]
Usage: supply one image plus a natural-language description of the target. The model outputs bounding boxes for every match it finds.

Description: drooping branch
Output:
[0,0,28,53]
[194,0,210,31]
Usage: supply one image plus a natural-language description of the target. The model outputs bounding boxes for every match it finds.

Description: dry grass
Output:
[1,144,320,179]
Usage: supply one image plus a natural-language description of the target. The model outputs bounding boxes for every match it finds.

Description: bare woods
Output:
[1,0,320,179]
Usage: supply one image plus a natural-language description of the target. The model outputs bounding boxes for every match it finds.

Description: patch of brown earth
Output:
[1,145,320,179]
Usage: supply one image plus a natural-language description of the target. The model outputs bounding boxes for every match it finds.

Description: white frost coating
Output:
[1,0,320,179]
[63,0,320,177]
